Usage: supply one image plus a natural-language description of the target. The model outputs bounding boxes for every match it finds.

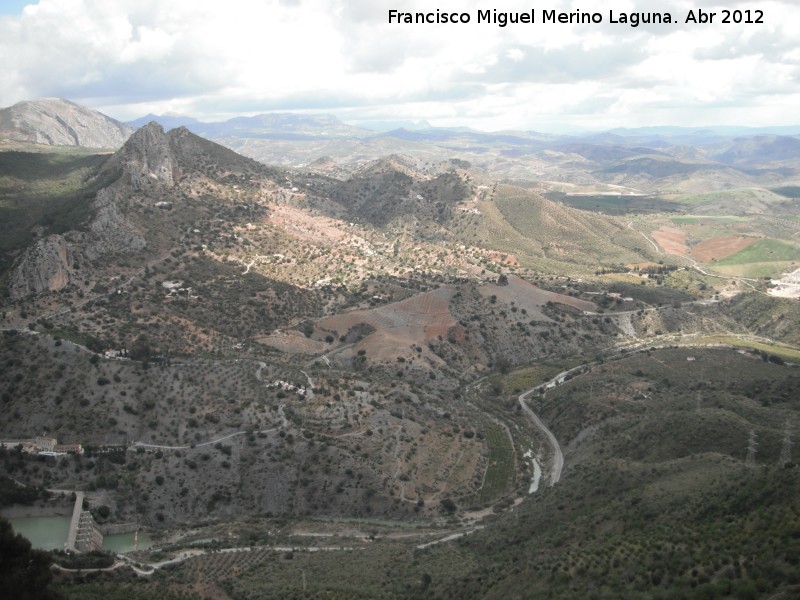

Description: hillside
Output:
[39,347,800,600]
[122,109,800,207]
[0,98,132,149]
[1,103,799,600]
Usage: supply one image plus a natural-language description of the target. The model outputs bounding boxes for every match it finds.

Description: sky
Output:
[0,0,797,132]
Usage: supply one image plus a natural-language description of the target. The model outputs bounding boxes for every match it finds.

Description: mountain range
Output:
[0,97,798,600]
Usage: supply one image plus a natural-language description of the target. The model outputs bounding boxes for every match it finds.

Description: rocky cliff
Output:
[5,118,277,299]
[7,187,146,299]
[0,98,132,148]
[108,121,180,188]
[8,235,76,298]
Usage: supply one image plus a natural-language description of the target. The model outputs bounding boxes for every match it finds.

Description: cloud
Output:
[0,0,797,130]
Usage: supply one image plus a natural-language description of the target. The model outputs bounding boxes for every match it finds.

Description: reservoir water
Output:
[9,516,152,553]
[9,516,71,551]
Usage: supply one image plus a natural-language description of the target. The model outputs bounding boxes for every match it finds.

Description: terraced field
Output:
[469,422,515,507]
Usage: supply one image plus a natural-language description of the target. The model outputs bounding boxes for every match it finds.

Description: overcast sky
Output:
[0,0,797,132]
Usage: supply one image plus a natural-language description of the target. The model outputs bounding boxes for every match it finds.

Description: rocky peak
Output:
[0,98,132,148]
[111,121,181,189]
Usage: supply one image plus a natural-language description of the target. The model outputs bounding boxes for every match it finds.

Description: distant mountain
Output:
[128,112,372,140]
[357,119,433,131]
[126,113,200,130]
[606,125,800,146]
[0,98,132,148]
[712,135,800,166]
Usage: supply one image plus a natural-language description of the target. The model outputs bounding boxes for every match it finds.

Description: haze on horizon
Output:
[0,0,798,133]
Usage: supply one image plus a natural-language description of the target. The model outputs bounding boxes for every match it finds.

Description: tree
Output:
[440,498,457,514]
[0,518,61,599]
[129,334,152,361]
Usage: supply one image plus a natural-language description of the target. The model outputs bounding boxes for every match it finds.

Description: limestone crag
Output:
[0,98,132,148]
[113,122,181,189]
[8,235,76,298]
[6,116,254,299]
[9,185,147,299]
[82,187,146,260]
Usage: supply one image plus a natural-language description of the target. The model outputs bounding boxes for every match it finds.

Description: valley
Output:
[0,100,798,599]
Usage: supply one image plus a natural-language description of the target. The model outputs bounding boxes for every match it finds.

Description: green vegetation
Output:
[51,348,799,600]
[0,149,112,271]
[687,335,800,363]
[770,185,800,198]
[670,214,750,223]
[57,582,190,600]
[490,186,646,270]
[0,475,50,507]
[545,192,680,215]
[470,422,515,506]
[726,293,800,346]
[0,517,61,599]
[500,361,576,395]
[678,187,778,207]
[4,114,800,600]
[714,238,800,266]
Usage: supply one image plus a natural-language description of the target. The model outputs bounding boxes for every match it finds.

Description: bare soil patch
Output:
[690,236,758,262]
[651,227,688,256]
[318,286,458,363]
[480,275,595,314]
[253,330,329,354]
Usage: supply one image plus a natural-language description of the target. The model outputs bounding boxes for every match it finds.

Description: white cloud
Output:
[0,0,797,130]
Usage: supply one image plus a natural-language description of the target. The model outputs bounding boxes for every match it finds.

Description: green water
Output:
[102,531,152,553]
[9,516,71,551]
[9,516,152,553]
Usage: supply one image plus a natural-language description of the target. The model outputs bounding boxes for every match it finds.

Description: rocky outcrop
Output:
[0,98,132,148]
[104,121,181,189]
[8,187,146,299]
[6,119,250,300]
[83,187,146,260]
[8,235,76,298]
[9,182,147,300]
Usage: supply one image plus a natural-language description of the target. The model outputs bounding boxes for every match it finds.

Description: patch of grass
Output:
[501,361,578,395]
[670,215,750,223]
[714,238,800,266]
[713,261,798,278]
[686,335,800,363]
[677,187,777,207]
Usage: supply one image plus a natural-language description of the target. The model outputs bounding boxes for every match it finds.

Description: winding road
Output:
[131,428,277,451]
[518,387,564,486]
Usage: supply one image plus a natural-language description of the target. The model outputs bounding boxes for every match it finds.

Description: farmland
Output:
[714,238,800,266]
[469,422,515,507]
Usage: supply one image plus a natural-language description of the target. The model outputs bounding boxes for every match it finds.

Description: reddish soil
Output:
[651,227,688,257]
[274,277,595,364]
[690,236,758,262]
[317,286,460,363]
[487,251,519,266]
[480,275,596,314]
